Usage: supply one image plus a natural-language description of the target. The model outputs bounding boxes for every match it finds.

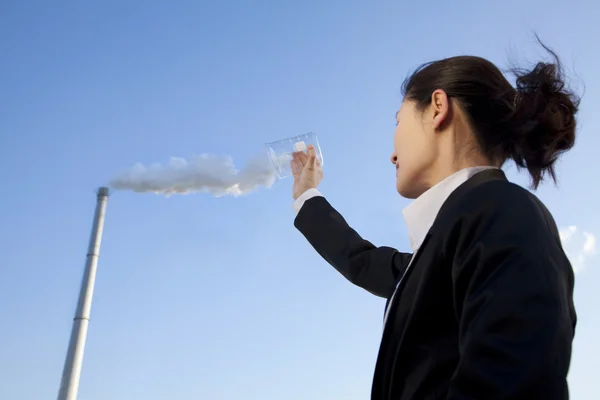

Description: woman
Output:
[290,45,578,400]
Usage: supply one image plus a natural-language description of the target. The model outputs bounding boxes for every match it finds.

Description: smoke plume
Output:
[110,153,276,196]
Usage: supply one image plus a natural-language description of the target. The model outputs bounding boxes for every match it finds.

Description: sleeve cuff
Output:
[293,188,323,214]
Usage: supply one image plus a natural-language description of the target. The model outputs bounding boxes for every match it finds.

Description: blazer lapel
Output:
[385,169,507,322]
[383,233,432,324]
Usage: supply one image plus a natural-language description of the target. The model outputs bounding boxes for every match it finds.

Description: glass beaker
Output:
[265,132,323,179]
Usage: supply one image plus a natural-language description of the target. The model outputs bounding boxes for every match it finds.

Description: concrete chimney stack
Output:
[57,187,109,400]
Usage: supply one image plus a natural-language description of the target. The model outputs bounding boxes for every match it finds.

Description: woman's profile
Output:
[291,41,578,400]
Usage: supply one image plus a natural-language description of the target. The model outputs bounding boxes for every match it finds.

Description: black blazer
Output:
[294,169,576,400]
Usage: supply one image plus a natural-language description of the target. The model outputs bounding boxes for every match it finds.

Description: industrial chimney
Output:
[57,187,109,400]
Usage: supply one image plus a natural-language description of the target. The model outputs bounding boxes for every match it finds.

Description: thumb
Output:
[306,145,317,170]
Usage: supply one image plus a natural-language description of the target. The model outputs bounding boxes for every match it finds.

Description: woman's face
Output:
[391,100,438,199]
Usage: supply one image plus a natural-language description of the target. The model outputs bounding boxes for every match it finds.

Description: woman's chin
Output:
[396,178,423,200]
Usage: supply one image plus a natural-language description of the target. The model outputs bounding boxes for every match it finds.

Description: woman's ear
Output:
[430,89,450,130]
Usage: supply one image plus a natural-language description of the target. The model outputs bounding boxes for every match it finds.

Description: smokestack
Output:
[57,187,109,400]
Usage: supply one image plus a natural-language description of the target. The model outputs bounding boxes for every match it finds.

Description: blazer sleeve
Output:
[294,196,412,299]
[447,184,576,400]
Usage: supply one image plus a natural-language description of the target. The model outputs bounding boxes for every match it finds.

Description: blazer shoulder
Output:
[465,178,532,201]
[439,179,559,237]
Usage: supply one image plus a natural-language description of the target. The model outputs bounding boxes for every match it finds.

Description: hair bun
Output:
[509,47,580,187]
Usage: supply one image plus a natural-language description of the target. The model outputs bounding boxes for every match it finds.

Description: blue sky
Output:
[1,1,599,399]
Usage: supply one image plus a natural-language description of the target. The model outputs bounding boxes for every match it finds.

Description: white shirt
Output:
[293,166,499,325]
[401,166,498,252]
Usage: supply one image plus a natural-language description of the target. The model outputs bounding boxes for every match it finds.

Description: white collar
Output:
[402,166,498,251]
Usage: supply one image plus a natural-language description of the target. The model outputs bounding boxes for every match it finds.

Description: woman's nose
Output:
[390,154,398,165]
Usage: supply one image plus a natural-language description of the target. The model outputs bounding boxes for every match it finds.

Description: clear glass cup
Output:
[265,132,323,179]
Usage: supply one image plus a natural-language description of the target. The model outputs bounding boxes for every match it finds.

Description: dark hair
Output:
[401,40,580,189]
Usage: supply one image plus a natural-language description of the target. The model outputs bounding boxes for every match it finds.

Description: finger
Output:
[290,154,300,175]
[305,145,317,170]
[290,159,301,178]
[294,151,308,167]
[291,152,304,170]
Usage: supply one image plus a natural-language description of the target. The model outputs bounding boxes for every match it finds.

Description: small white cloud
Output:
[582,233,596,255]
[559,226,597,273]
[559,225,577,243]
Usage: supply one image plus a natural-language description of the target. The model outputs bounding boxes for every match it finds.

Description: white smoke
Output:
[559,226,597,273]
[110,152,276,197]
